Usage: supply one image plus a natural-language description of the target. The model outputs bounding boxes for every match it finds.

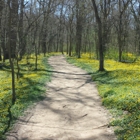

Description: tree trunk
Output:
[91,0,105,71]
[98,23,104,71]
[8,0,18,103]
[69,31,72,57]
[0,0,3,61]
[118,6,123,62]
[10,0,18,59]
[66,33,69,54]
[76,0,84,58]
[19,0,26,60]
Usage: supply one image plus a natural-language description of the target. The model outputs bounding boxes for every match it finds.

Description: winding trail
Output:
[7,55,116,140]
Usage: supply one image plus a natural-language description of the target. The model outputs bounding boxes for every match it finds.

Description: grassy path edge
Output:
[0,56,52,139]
[66,56,140,140]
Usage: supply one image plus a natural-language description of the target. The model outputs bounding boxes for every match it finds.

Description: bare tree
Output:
[131,0,140,54]
[113,0,131,61]
[75,1,85,58]
[91,0,105,71]
[0,0,4,61]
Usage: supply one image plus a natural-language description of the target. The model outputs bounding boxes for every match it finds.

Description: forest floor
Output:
[6,55,116,140]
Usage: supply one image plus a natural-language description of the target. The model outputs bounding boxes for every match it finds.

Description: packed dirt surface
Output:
[7,55,116,140]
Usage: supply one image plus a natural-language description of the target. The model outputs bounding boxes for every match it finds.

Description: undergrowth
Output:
[0,54,52,139]
[67,53,140,140]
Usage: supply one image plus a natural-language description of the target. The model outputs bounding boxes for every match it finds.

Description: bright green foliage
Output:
[0,54,51,138]
[67,53,140,140]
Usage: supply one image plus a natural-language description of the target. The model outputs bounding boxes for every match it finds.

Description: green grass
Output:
[0,54,52,139]
[67,53,140,140]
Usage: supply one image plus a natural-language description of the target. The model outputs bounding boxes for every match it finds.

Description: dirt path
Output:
[7,55,116,140]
